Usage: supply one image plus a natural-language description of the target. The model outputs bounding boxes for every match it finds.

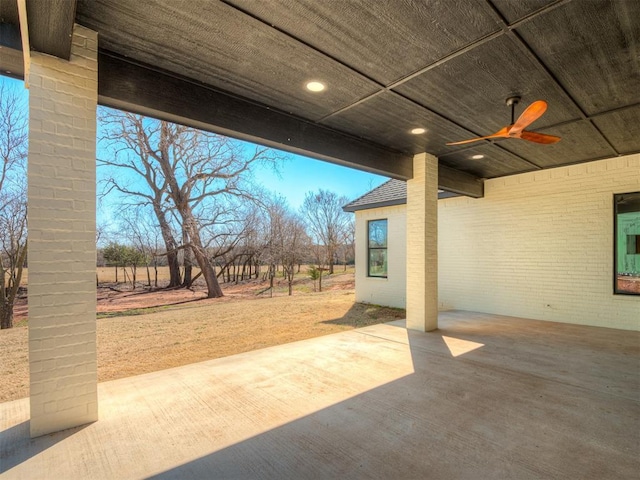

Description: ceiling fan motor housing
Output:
[506,96,521,106]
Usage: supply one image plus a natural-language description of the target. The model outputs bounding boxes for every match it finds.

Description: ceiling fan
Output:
[446,97,561,146]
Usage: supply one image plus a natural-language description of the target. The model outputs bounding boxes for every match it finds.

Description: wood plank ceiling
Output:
[2,0,639,189]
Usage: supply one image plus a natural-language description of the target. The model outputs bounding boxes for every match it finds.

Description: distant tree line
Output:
[97,189,355,293]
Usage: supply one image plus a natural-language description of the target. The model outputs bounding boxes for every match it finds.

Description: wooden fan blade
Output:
[509,100,547,136]
[446,126,510,145]
[520,130,561,144]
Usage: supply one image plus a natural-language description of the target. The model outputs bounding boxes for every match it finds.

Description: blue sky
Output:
[3,75,387,214]
[253,155,387,210]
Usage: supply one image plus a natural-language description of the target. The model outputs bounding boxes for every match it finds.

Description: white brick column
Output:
[27,25,98,437]
[406,153,438,331]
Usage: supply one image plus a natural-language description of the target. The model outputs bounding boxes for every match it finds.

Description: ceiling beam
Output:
[25,0,77,60]
[1,42,484,194]
[438,164,484,198]
[16,0,30,86]
[98,52,415,180]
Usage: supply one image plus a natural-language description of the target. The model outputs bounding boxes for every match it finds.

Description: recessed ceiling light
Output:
[306,81,326,92]
[410,128,426,135]
[471,154,485,160]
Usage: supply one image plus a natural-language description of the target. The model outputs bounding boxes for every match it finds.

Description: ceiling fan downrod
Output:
[506,96,521,125]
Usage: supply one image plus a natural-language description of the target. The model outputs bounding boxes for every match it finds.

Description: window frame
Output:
[613,191,640,295]
[367,218,388,278]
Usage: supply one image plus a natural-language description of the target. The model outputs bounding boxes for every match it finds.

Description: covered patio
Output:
[2,312,638,479]
[0,0,638,458]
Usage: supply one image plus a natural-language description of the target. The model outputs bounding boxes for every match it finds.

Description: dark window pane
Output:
[368,219,387,248]
[369,249,387,277]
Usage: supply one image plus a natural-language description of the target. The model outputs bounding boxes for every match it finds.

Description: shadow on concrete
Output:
[2,312,638,478]
[146,314,640,479]
[0,420,89,474]
[320,302,405,329]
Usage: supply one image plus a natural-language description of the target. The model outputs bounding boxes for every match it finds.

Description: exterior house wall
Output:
[439,154,640,331]
[354,204,406,309]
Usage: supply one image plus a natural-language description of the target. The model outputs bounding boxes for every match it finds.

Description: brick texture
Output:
[27,25,98,437]
[406,153,438,331]
[439,154,640,331]
[354,204,406,308]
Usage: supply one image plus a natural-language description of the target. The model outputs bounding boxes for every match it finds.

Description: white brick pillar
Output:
[27,25,98,437]
[406,153,438,332]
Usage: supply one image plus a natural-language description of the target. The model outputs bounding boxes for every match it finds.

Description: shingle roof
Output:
[342,179,406,212]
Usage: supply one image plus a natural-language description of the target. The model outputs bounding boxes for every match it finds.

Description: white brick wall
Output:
[354,205,406,309]
[28,25,98,437]
[439,154,640,331]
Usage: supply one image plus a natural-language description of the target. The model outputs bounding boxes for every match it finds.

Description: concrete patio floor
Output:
[1,311,639,479]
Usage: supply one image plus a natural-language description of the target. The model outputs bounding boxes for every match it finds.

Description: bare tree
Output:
[120,207,163,287]
[300,189,352,274]
[337,215,355,271]
[98,109,281,298]
[0,187,27,329]
[280,213,310,295]
[99,110,182,287]
[259,195,311,296]
[0,84,28,329]
[209,202,263,284]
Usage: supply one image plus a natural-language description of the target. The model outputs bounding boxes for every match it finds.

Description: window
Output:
[614,192,640,295]
[368,219,388,277]
[626,235,640,255]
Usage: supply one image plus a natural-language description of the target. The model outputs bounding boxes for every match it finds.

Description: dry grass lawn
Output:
[1,280,404,402]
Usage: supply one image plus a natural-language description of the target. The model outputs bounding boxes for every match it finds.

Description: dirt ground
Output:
[1,270,405,402]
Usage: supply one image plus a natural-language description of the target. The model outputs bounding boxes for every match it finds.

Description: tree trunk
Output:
[286,266,293,296]
[242,258,249,281]
[0,245,26,329]
[153,204,181,287]
[0,302,13,329]
[270,272,274,298]
[182,252,193,287]
[166,247,181,287]
[183,214,223,298]
[155,124,221,298]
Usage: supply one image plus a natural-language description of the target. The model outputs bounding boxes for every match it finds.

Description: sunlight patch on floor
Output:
[441,335,484,357]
